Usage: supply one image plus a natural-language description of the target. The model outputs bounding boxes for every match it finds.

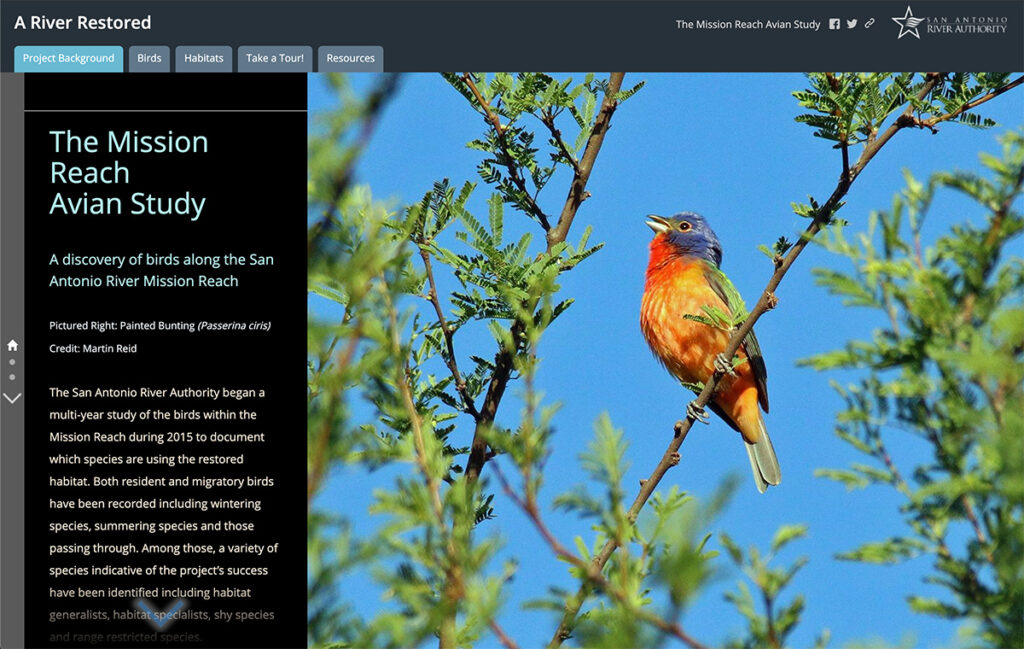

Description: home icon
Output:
[6,340,18,352]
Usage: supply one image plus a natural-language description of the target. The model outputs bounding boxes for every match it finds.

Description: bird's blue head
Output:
[645,211,723,267]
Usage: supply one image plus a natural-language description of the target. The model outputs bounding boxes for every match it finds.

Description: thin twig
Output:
[307,325,362,506]
[763,591,779,649]
[958,159,1024,325]
[840,138,851,184]
[873,431,997,629]
[947,163,1022,565]
[384,287,445,527]
[922,74,1024,127]
[880,286,903,337]
[461,73,552,230]
[492,462,582,570]
[383,281,466,649]
[869,428,1000,629]
[547,73,625,252]
[418,247,480,419]
[463,73,628,483]
[873,427,1001,631]
[464,320,523,482]
[885,131,1022,565]
[961,495,993,561]
[631,607,713,649]
[541,110,582,175]
[492,459,711,649]
[489,620,522,649]
[308,77,402,497]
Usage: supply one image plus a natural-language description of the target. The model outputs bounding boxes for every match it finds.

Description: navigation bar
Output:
[11,44,386,72]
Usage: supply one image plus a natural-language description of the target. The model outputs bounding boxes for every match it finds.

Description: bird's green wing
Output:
[702,262,770,412]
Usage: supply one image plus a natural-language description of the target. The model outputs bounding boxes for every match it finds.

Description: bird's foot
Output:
[765,291,779,310]
[714,353,737,377]
[686,401,710,424]
[668,452,681,467]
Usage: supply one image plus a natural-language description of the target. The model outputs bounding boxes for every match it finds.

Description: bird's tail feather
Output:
[744,417,781,493]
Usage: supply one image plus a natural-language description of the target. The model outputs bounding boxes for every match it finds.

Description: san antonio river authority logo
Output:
[892,6,1009,38]
[892,6,924,39]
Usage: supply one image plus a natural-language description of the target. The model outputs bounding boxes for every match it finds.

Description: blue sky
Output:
[309,73,1023,649]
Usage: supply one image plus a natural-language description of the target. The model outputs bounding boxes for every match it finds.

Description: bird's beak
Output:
[645,214,671,234]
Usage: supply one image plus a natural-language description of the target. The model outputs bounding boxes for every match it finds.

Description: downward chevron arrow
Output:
[135,598,186,629]
[2,393,21,404]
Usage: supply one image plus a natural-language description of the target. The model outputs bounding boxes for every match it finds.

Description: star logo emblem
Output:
[892,6,924,39]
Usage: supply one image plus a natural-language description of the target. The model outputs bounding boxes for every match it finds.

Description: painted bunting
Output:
[640,212,781,492]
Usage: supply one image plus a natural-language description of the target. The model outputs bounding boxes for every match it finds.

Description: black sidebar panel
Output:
[24,74,306,649]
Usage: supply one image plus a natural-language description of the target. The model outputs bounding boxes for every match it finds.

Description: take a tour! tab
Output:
[238,46,311,72]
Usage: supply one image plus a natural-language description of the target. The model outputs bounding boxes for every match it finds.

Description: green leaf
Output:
[906,596,962,618]
[836,537,926,564]
[719,533,743,565]
[813,468,870,490]
[771,524,809,553]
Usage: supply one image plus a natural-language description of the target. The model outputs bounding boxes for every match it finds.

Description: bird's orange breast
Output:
[641,258,730,384]
[640,250,764,442]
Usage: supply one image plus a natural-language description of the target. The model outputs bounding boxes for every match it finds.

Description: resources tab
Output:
[317,46,383,72]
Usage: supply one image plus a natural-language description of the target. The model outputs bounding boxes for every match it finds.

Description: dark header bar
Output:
[2,1,1022,72]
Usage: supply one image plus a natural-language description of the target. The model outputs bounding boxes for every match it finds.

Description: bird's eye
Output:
[678,221,691,232]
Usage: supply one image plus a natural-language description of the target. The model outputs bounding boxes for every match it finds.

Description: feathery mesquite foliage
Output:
[307,72,1022,649]
[804,130,1024,647]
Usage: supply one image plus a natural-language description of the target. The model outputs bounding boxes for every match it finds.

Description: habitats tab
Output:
[175,46,232,72]
[14,45,122,72]
[238,46,312,72]
[318,46,383,72]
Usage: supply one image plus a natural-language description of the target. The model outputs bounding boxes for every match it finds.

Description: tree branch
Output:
[461,73,552,230]
[443,72,643,648]
[547,72,948,649]
[492,459,710,649]
[383,282,466,649]
[463,74,629,483]
[922,74,1024,127]
[540,109,582,175]
[957,156,1024,326]
[307,324,361,506]
[868,427,1002,633]
[547,73,625,252]
[961,494,993,560]
[491,461,584,570]
[489,620,521,649]
[418,247,480,419]
[463,320,523,482]
[385,287,445,528]
[763,590,780,649]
